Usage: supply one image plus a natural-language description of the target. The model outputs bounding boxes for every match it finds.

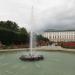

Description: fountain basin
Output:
[19,54,44,61]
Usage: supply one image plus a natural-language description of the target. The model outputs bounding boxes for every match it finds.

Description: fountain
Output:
[19,31,44,61]
[19,6,44,61]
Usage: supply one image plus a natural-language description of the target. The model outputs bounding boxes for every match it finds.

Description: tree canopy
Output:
[0,20,19,31]
[0,20,29,45]
[36,35,49,42]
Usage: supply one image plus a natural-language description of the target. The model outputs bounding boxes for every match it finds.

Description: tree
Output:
[0,21,5,27]
[0,20,29,46]
[5,20,19,31]
[36,34,50,46]
[0,20,19,31]
[36,35,49,41]
[19,27,28,34]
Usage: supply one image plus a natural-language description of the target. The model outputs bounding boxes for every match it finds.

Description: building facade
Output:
[42,31,75,42]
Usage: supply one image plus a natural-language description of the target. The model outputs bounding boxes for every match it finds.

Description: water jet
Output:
[19,6,44,61]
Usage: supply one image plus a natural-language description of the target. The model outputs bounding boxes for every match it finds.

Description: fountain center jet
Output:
[19,5,44,61]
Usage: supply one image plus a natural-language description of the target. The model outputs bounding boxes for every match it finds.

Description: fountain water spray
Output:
[19,2,44,61]
[30,31,33,55]
[30,6,34,56]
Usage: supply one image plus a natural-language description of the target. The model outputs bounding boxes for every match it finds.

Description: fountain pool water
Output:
[0,51,75,75]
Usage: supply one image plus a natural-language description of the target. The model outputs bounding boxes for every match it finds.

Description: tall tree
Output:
[6,20,19,31]
[0,20,29,46]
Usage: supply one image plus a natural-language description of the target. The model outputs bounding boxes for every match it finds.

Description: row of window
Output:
[43,32,75,42]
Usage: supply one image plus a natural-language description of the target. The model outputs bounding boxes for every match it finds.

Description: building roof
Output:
[44,29,75,32]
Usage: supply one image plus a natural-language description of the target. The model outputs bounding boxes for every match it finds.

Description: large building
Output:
[42,30,75,42]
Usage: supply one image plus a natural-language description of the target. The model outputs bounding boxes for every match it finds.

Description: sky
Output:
[0,0,75,31]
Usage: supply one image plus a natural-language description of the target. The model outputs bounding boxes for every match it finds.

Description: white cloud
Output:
[0,0,75,31]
